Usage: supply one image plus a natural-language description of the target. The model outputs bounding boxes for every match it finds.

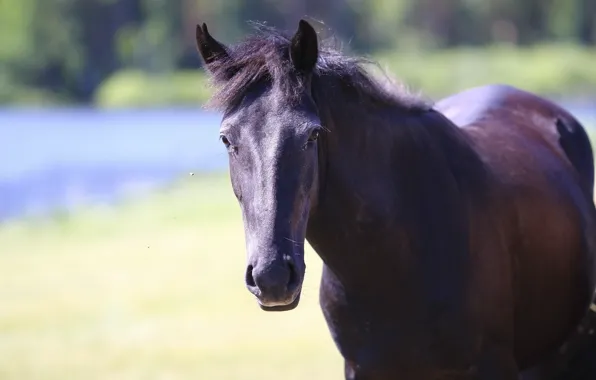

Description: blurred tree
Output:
[11,0,81,97]
[577,0,596,45]
[73,0,144,100]
[1,0,595,105]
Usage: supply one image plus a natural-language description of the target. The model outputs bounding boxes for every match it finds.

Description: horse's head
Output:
[196,20,322,311]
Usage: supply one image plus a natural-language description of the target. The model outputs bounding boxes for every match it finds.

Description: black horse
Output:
[196,20,596,379]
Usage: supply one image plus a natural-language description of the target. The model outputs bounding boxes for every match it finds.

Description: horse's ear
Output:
[289,20,318,73]
[195,23,230,72]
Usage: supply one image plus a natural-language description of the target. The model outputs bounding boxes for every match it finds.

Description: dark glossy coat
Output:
[195,20,596,380]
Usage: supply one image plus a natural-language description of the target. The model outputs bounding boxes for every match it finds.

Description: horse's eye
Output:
[308,129,321,143]
[220,135,230,147]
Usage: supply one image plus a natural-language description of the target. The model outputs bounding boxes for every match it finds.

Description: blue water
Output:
[0,108,225,222]
[1,103,595,222]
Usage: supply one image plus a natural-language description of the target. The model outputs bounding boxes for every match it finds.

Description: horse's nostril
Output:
[287,260,298,289]
[246,259,301,304]
[245,265,256,287]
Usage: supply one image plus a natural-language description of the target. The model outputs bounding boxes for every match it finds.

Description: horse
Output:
[195,19,596,379]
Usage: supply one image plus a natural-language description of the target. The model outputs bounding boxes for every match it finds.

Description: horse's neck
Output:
[308,101,488,291]
[317,98,435,208]
[308,101,413,286]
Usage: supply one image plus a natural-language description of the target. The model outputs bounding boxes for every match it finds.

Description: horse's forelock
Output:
[203,24,430,113]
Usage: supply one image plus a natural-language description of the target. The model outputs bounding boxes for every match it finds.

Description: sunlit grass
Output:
[0,173,343,380]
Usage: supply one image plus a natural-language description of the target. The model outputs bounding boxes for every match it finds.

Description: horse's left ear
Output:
[289,20,318,73]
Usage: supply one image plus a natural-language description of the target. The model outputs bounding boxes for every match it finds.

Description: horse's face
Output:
[196,21,321,311]
[219,86,321,311]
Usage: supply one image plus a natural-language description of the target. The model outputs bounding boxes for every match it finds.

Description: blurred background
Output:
[1,1,595,379]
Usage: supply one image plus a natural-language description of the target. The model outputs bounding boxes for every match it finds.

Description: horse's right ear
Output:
[195,23,230,72]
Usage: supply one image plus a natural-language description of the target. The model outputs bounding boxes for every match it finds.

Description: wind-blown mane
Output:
[203,23,432,113]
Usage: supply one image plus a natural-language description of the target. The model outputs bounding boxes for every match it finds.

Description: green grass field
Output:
[0,173,343,380]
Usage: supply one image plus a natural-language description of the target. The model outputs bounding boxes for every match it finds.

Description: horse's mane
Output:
[204,22,433,113]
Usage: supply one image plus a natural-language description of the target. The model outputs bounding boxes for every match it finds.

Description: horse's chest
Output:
[321,307,399,374]
[319,266,480,376]
[319,269,425,371]
[320,306,434,378]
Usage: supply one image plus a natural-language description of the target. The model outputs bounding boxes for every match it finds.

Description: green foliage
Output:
[0,0,35,64]
[378,43,596,99]
[94,69,212,108]
[0,71,68,106]
[1,0,595,106]
[94,44,596,108]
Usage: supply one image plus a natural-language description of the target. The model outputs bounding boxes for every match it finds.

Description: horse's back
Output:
[435,84,593,212]
[434,84,514,128]
[436,84,594,196]
[436,84,596,376]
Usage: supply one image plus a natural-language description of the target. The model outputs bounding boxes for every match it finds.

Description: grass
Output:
[0,173,343,380]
